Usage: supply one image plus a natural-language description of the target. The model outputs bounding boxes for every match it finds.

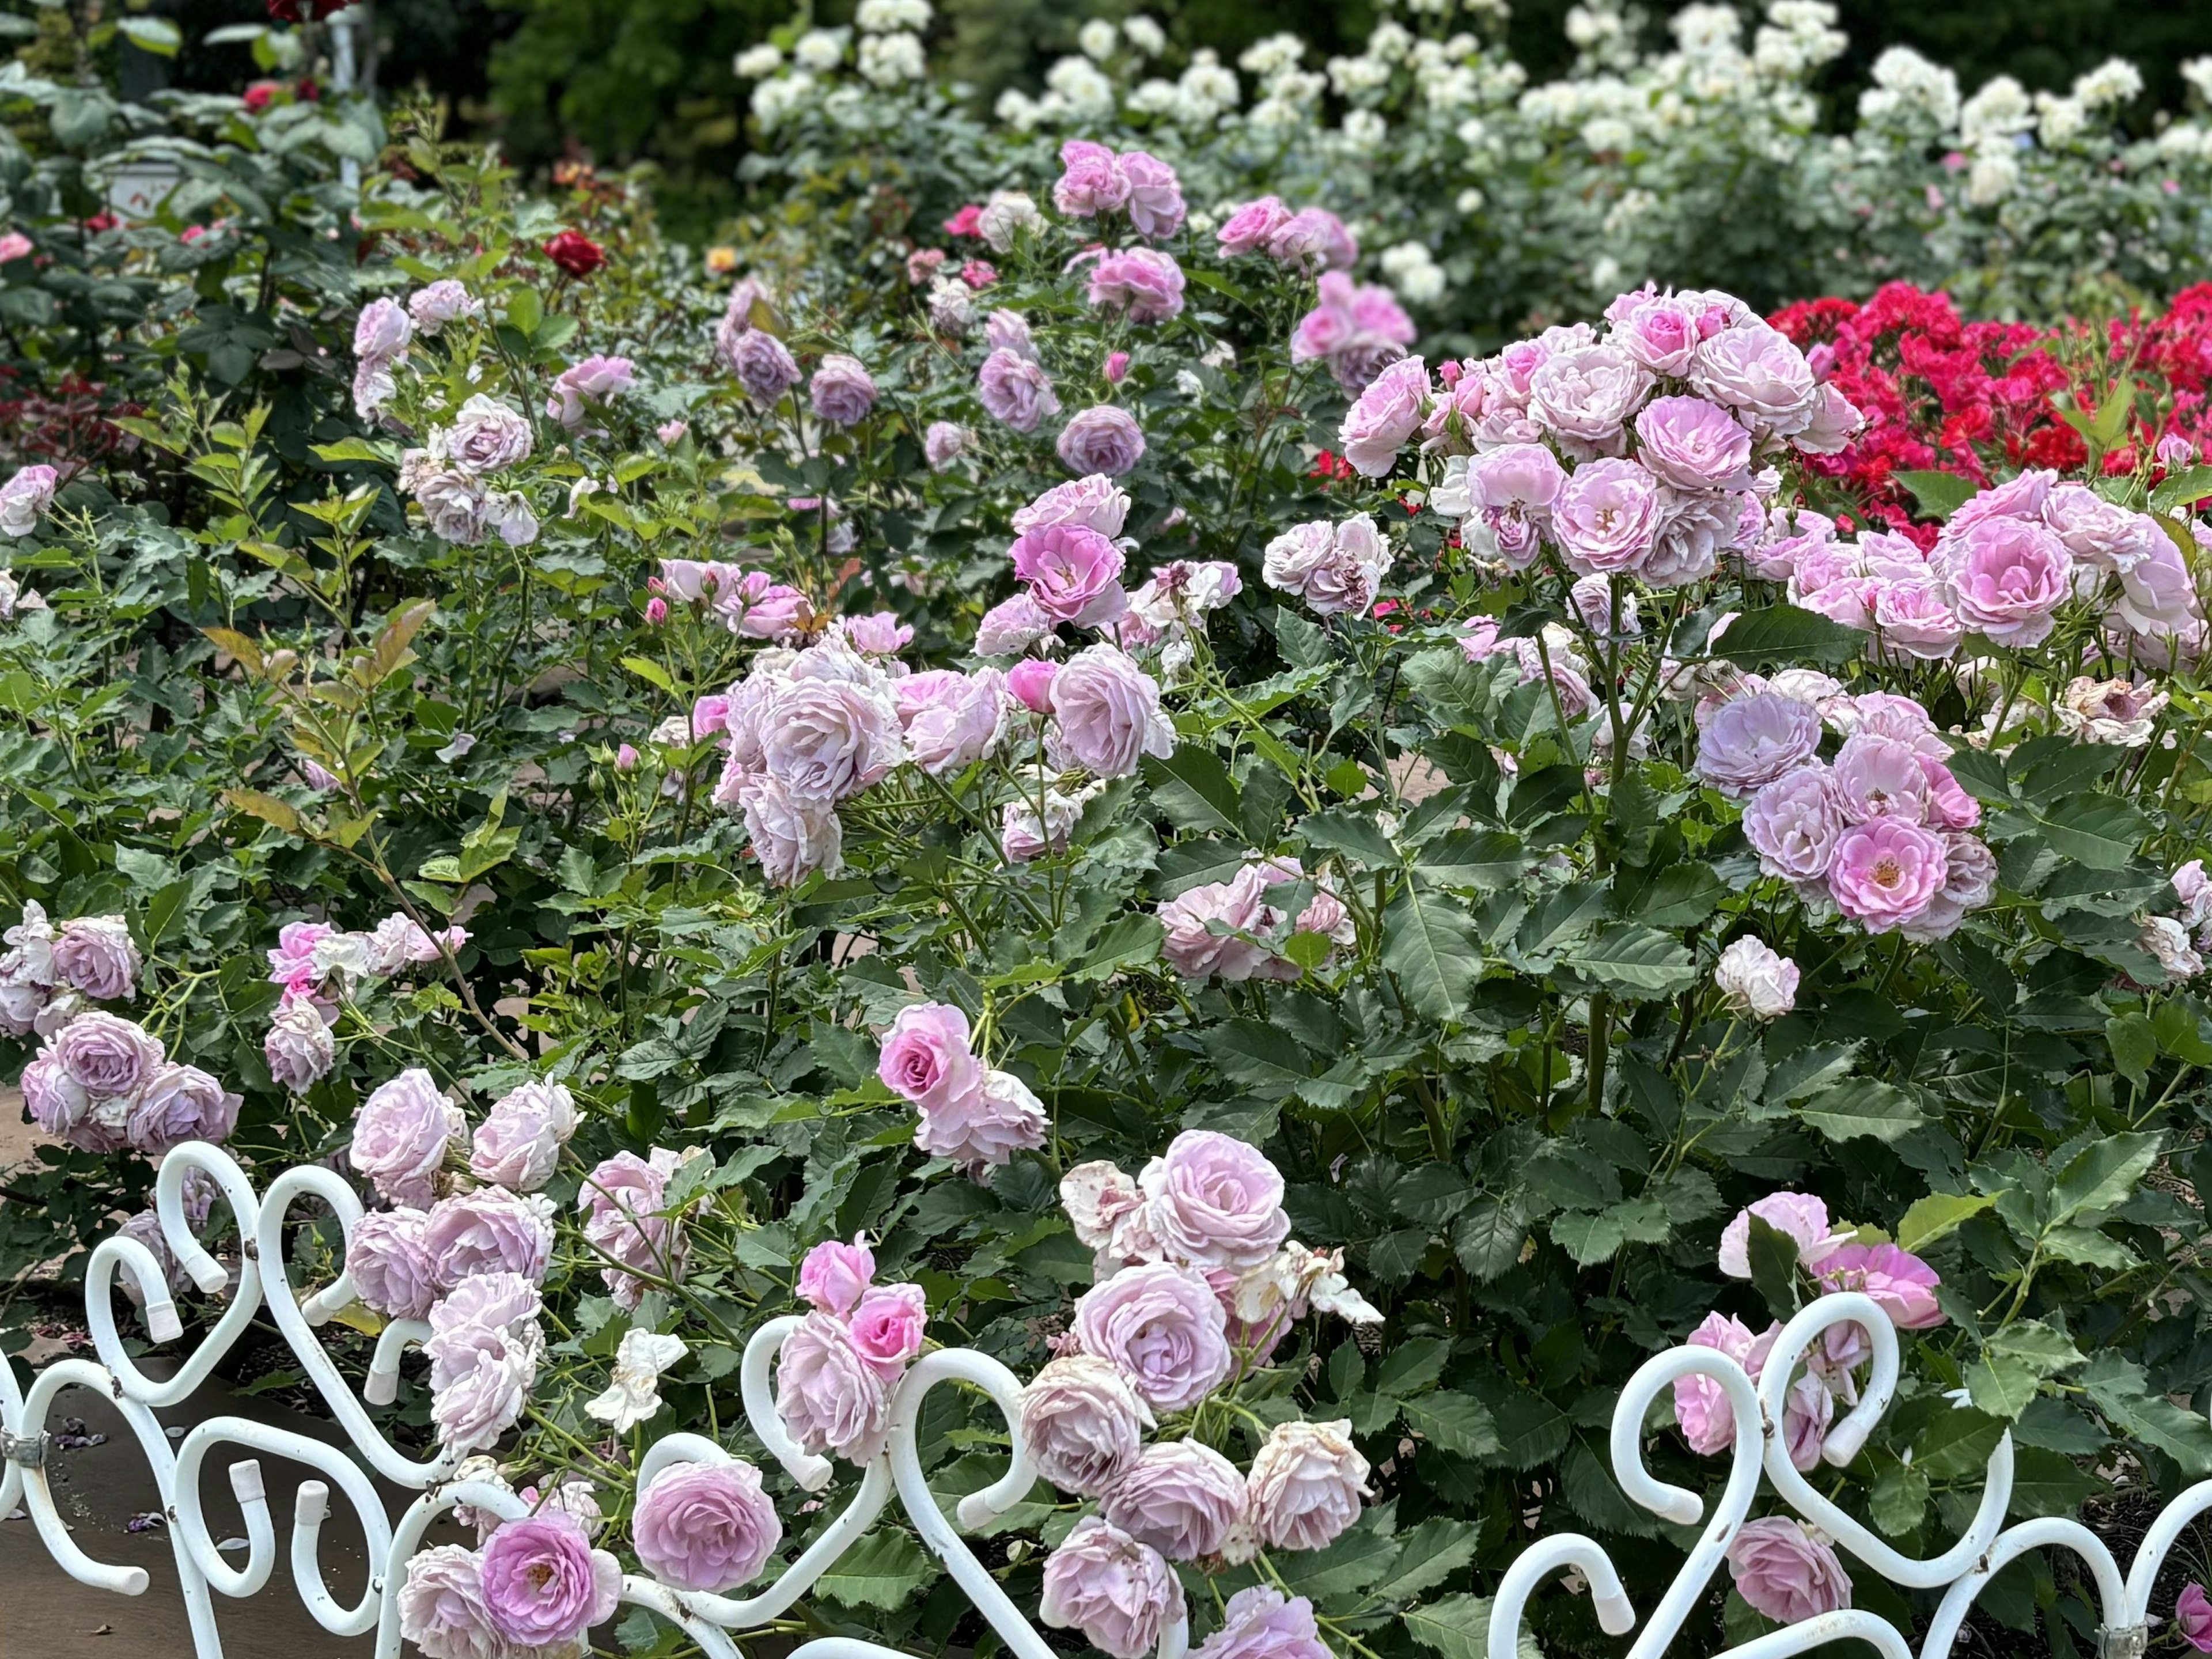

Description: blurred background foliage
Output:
[26,0,2212,244]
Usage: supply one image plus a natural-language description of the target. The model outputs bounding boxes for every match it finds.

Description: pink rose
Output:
[1073,1260,1234,1410]
[1695,693,1823,798]
[1815,1243,1943,1328]
[1552,457,1664,574]
[1610,291,1705,374]
[1266,207,1357,271]
[847,1282,927,1378]
[1527,344,1652,447]
[469,1080,578,1192]
[1828,819,1948,932]
[1058,406,1147,477]
[1040,1518,1183,1659]
[1019,1354,1154,1495]
[1831,733,1931,825]
[1717,1191,1845,1278]
[897,669,1006,775]
[775,1310,891,1463]
[810,354,878,426]
[126,1061,240,1153]
[798,1236,876,1315]
[1013,523,1130,626]
[1101,1438,1245,1560]
[731,329,801,403]
[1743,766,1842,882]
[1245,1418,1369,1551]
[757,676,903,803]
[1216,196,1294,256]
[1120,151,1185,238]
[1868,578,1963,661]
[1087,249,1185,325]
[915,1067,1047,1172]
[1007,658,1058,712]
[975,590,1055,657]
[579,1147,690,1308]
[1337,356,1427,478]
[52,915,141,1002]
[349,1067,464,1207]
[478,1511,622,1648]
[1689,323,1818,436]
[1047,644,1175,778]
[632,1459,783,1593]
[979,347,1061,433]
[264,993,335,1093]
[345,1207,438,1321]
[1635,395,1754,490]
[1016,474,1131,539]
[877,1001,983,1111]
[2177,1584,2212,1653]
[423,1187,555,1288]
[1192,1589,1332,1659]
[1055,140,1131,217]
[737,775,844,888]
[1158,868,1280,982]
[924,421,968,469]
[1713,937,1798,1020]
[545,353,636,431]
[1672,1311,1766,1453]
[1937,516,2071,647]
[50,1009,163,1098]
[1727,1517,1851,1624]
[1139,1129,1289,1271]
[398,1546,504,1659]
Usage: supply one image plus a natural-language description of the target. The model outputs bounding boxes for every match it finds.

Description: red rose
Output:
[243,81,280,112]
[543,230,607,279]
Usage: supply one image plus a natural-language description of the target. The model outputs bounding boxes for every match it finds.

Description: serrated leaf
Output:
[2037,793,2149,872]
[1868,1463,1929,1537]
[815,1529,934,1608]
[1406,1594,1537,1659]
[1145,748,1243,835]
[1896,468,1978,521]
[1374,1338,1451,1398]
[1454,1196,1528,1281]
[1400,1393,1501,1459]
[2006,1445,2104,1518]
[2079,1353,2212,1474]
[1383,883,1482,1021]
[224,789,303,835]
[1293,1513,1403,1599]
[1623,863,1724,927]
[2050,1130,2160,1228]
[1745,1214,1800,1320]
[1415,828,1525,891]
[1987,1320,2085,1378]
[1711,602,1865,668]
[1965,1353,2040,1419]
[1796,1077,1923,1143]
[1301,809,1401,868]
[1895,1191,1998,1253]
[1561,924,1696,998]
[1370,1517,1479,1601]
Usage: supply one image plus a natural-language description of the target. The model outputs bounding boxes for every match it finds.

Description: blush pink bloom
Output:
[1815,1244,1944,1328]
[1017,474,1130,539]
[346,1207,438,1321]
[545,353,636,431]
[1266,206,1357,270]
[809,354,878,426]
[423,1188,555,1289]
[124,1061,238,1153]
[737,776,843,888]
[915,1067,1047,1172]
[797,1236,876,1315]
[1695,694,1823,798]
[1527,344,1652,447]
[579,1147,689,1308]
[1868,578,1963,661]
[877,1001,983,1111]
[925,421,968,468]
[1727,1517,1852,1624]
[2177,1585,2212,1652]
[397,1545,505,1659]
[1635,395,1754,490]
[469,1080,578,1192]
[53,916,142,1001]
[1673,1311,1763,1453]
[1192,1589,1332,1659]
[1690,323,1819,437]
[1057,406,1147,477]
[847,1282,927,1378]
[1157,866,1281,982]
[756,676,903,802]
[1216,196,1294,256]
[1073,1260,1234,1410]
[349,1068,464,1207]
[478,1511,622,1647]
[1552,456,1664,574]
[1717,1191,1846,1278]
[1938,516,2073,647]
[897,669,1007,775]
[1040,1517,1184,1659]
[1138,1130,1290,1271]
[1831,733,1932,825]
[264,993,335,1093]
[632,1459,782,1592]
[776,1310,892,1463]
[1828,819,1948,932]
[1120,151,1186,238]
[1246,1418,1370,1551]
[1610,290,1706,374]
[1006,658,1058,713]
[1100,1438,1246,1560]
[732,329,802,403]
[1055,140,1131,217]
[1019,1354,1154,1495]
[978,347,1060,433]
[1086,248,1185,325]
[1337,355,1428,478]
[1046,644,1175,778]
[976,590,1055,657]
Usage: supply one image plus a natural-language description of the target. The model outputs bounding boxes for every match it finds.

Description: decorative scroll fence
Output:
[7,1139,2209,1659]
[0,1140,1187,1659]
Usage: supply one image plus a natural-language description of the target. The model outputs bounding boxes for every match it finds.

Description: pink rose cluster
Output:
[1262,513,1393,618]
[1290,271,1416,394]
[652,558,816,642]
[0,902,141,1039]
[20,1006,239,1157]
[399,1506,622,1658]
[773,1234,929,1465]
[1403,287,1862,590]
[1157,855,1356,982]
[1752,472,2208,664]
[976,309,1060,434]
[1706,687,1995,940]
[259,913,470,1095]
[1053,141,1186,240]
[1675,1192,1941,1490]
[1214,196,1358,271]
[874,1001,1047,1177]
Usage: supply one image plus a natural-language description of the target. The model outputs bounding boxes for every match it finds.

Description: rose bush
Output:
[5,10,2212,1659]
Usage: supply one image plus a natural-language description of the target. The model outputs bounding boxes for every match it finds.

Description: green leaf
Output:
[1400,1392,1502,1459]
[1965,1354,2040,1420]
[1406,1594,1537,1659]
[1370,1517,1480,1601]
[1895,1191,1999,1253]
[310,436,398,465]
[1200,1021,1313,1097]
[1896,468,1978,521]
[1074,914,1162,979]
[1382,883,1483,1021]
[2080,1353,2212,1474]
[1796,1077,1922,1143]
[2006,1446,2104,1519]
[1453,1197,1529,1281]
[815,1529,934,1607]
[2050,1131,2161,1228]
[506,286,544,337]
[2037,793,2149,872]
[1274,605,1333,670]
[1294,1510,1403,1599]
[620,655,678,695]
[1744,1214,1800,1321]
[1374,1338,1452,1397]
[1913,1404,2006,1478]
[1145,748,1242,835]
[1987,1320,2086,1378]
[1300,809,1402,868]
[1560,925,1696,998]
[118,16,181,54]
[1711,603,1865,669]
[1868,1463,1929,1537]
[1623,863,1724,928]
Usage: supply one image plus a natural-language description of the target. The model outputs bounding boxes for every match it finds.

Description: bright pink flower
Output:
[1815,1243,1944,1328]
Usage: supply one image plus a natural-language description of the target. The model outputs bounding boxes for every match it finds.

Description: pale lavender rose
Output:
[0,463,59,536]
[1140,1130,1290,1271]
[1635,396,1754,490]
[986,308,1037,358]
[810,354,878,426]
[1016,475,1130,539]
[1245,1419,1369,1551]
[1552,457,1664,574]
[1012,524,1129,627]
[979,347,1061,433]
[1192,1589,1332,1659]
[1058,406,1147,478]
[1937,515,2072,648]
[1689,323,1818,435]
[1266,207,1358,271]
[847,1281,927,1378]
[877,1001,983,1111]
[975,590,1055,656]
[2041,481,2162,571]
[1815,1243,1944,1328]
[126,1061,240,1153]
[424,1188,556,1289]
[1527,344,1652,448]
[1644,490,1741,588]
[1100,1439,1245,1560]
[1040,1517,1184,1659]
[1946,468,2052,535]
[579,1147,689,1308]
[798,1236,876,1316]
[925,421,968,469]
[741,775,844,888]
[469,1080,578,1192]
[776,1310,892,1463]
[1073,1260,1233,1411]
[2143,915,2206,980]
[265,993,336,1092]
[1158,868,1279,983]
[1727,1518,1852,1624]
[1796,384,1866,453]
[479,1511,622,1648]
[52,1010,164,1097]
[1086,249,1185,325]
[1673,1310,1763,1453]
[1610,291,1707,375]
[425,1318,539,1453]
[1717,1191,1845,1278]
[546,354,637,431]
[1263,515,1390,618]
[346,1207,438,1320]
[1338,356,1427,479]
[414,468,489,545]
[1121,150,1186,238]
[353,358,395,422]
[52,916,141,1002]
[350,1068,464,1207]
[22,1050,105,1150]
[1695,693,1823,798]
[1828,819,1947,932]
[732,329,802,403]
[1055,140,1131,217]
[1868,578,1963,660]
[397,1546,506,1659]
[1217,196,1294,257]
[2112,533,2206,640]
[841,612,914,656]
[759,677,903,802]
[897,670,1006,776]
[354,296,412,363]
[1714,937,1798,1020]
[430,1271,543,1342]
[445,395,533,475]
[916,1067,1047,1172]
[632,1460,783,1592]
[1020,1354,1155,1495]
[1047,644,1175,778]
[407,281,482,335]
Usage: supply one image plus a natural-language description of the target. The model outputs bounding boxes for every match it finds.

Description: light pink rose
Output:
[737,775,844,887]
[1101,1438,1245,1560]
[1696,693,1823,798]
[1689,324,1818,436]
[1007,659,1058,712]
[1831,733,1931,825]
[798,1236,876,1315]
[350,1068,465,1207]
[346,1207,438,1320]
[0,462,59,536]
[1828,819,1948,932]
[810,354,878,426]
[579,1147,690,1308]
[469,1080,578,1192]
[1216,196,1294,256]
[444,395,533,475]
[1337,356,1428,478]
[52,916,142,1002]
[1013,524,1129,626]
[632,1459,783,1592]
[976,590,1056,657]
[424,1187,555,1288]
[397,1545,506,1659]
[1815,1243,1943,1328]
[758,677,903,803]
[878,1001,983,1111]
[1635,395,1754,490]
[775,1310,892,1463]
[2179,1584,2212,1652]
[1937,515,2072,647]
[545,353,636,431]
[1717,1191,1845,1278]
[1087,249,1185,325]
[1527,344,1652,447]
[1139,1130,1289,1271]
[126,1061,239,1153]
[979,346,1060,433]
[915,1067,1048,1172]
[732,329,802,403]
[1074,1260,1234,1410]
[1020,1354,1154,1495]
[925,421,968,469]
[1058,406,1147,478]
[1047,644,1175,778]
[1713,937,1798,1020]
[1551,456,1664,574]
[1040,1517,1184,1659]
[1266,207,1358,271]
[424,1316,539,1454]
[47,1010,161,1100]
[1192,1589,1332,1659]
[847,1281,927,1378]
[1120,151,1185,238]
[1245,1418,1369,1551]
[408,280,482,334]
[1610,291,1706,374]
[1673,1310,1763,1453]
[1158,866,1280,982]
[1055,140,1131,217]
[264,993,335,1092]
[897,669,1007,775]
[354,297,411,363]
[1016,475,1131,539]
[1727,1517,1852,1624]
